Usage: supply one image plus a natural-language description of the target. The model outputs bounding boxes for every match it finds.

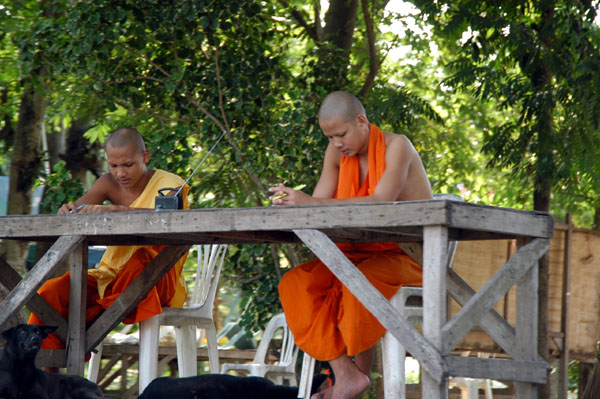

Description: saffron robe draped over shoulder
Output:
[28,170,190,350]
[278,124,423,361]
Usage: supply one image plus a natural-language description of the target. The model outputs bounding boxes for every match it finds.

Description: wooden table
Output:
[0,200,553,398]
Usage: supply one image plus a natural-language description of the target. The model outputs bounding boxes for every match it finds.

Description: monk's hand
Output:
[269,184,290,205]
[58,201,78,215]
[269,184,312,206]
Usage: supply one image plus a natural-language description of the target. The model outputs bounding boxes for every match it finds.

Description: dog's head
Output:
[2,324,58,357]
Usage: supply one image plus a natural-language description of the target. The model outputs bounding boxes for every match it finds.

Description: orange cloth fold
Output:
[28,170,190,350]
[278,124,423,361]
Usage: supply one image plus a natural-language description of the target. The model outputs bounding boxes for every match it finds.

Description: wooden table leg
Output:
[422,225,449,399]
[293,229,445,383]
[0,256,68,342]
[85,245,191,353]
[67,242,88,376]
[0,235,84,329]
[516,260,539,398]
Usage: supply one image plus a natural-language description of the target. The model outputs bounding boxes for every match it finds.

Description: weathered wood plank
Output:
[446,268,547,364]
[99,344,258,361]
[66,244,87,376]
[0,235,84,329]
[84,229,425,246]
[85,245,191,353]
[447,269,517,358]
[293,228,446,382]
[0,201,553,241]
[441,239,550,352]
[0,256,68,342]
[421,226,449,398]
[448,202,554,239]
[516,251,540,397]
[444,356,549,384]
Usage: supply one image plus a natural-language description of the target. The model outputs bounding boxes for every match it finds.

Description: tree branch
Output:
[117,43,172,78]
[358,0,381,97]
[215,50,231,133]
[277,0,320,42]
[270,244,283,280]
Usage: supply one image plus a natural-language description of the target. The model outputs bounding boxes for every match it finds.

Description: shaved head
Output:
[318,91,366,123]
[105,127,146,152]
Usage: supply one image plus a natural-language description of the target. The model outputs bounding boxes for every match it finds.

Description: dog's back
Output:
[139,373,327,399]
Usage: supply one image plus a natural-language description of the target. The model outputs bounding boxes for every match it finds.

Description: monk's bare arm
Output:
[312,141,341,198]
[59,174,157,214]
[270,135,431,205]
[58,174,113,214]
[269,142,340,204]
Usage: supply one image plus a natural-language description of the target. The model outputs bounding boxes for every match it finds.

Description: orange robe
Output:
[278,124,423,361]
[28,170,190,350]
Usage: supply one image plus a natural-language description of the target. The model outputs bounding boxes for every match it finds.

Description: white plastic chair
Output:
[88,244,227,394]
[449,376,493,398]
[221,313,299,386]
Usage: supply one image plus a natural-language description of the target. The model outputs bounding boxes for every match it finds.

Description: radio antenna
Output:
[155,130,227,211]
[174,130,227,197]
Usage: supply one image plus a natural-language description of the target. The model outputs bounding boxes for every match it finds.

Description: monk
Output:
[271,91,432,399]
[28,127,190,358]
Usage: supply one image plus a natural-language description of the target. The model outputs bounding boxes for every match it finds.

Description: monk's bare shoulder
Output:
[324,139,343,166]
[383,132,432,201]
[383,132,417,156]
[95,173,120,192]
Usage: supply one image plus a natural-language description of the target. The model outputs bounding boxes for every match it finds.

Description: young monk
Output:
[270,91,433,399]
[28,127,190,355]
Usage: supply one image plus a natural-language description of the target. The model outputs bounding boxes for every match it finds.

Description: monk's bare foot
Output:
[330,370,370,399]
[311,371,369,399]
[311,386,333,399]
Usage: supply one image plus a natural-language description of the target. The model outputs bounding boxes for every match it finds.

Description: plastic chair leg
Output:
[87,344,103,383]
[297,352,315,398]
[175,324,198,377]
[382,330,407,399]
[139,316,160,393]
[204,322,220,374]
[483,379,493,398]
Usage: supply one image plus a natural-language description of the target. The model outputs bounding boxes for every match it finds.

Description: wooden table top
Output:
[0,200,553,245]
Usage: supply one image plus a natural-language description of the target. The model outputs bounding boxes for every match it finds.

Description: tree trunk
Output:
[533,103,554,399]
[0,84,45,275]
[530,3,555,397]
[61,118,102,181]
[313,0,359,90]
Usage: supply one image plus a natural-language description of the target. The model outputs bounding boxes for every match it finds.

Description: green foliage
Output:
[37,161,85,214]
[5,0,600,335]
[408,0,600,219]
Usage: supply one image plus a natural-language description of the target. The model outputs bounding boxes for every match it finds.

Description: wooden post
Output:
[515,249,539,398]
[558,214,572,399]
[66,242,87,375]
[422,225,448,399]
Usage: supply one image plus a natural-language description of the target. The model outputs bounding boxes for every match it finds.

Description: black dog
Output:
[0,324,103,399]
[139,373,327,399]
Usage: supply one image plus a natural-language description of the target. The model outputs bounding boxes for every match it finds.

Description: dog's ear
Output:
[310,374,329,395]
[1,326,17,341]
[39,325,58,338]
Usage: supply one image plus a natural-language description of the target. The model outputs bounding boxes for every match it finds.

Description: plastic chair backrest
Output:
[253,313,295,366]
[190,244,228,308]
